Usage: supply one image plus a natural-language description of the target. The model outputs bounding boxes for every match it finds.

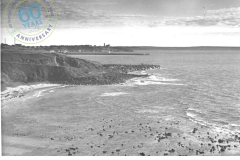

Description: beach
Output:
[2,83,240,156]
[1,83,62,103]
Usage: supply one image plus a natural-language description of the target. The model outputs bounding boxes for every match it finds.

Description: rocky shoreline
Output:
[1,48,160,101]
[2,84,240,156]
[47,64,160,85]
[103,64,160,74]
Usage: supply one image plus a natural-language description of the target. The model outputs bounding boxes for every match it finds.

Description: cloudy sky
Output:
[1,0,240,46]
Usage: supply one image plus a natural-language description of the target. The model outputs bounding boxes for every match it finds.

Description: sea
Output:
[70,49,240,134]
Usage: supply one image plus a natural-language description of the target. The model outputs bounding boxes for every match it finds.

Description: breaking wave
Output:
[186,108,240,134]
[100,92,129,97]
[122,73,184,86]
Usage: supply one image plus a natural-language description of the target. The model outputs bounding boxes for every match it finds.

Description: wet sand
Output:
[1,85,240,156]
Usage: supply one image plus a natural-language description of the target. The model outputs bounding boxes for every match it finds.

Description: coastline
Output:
[1,66,240,156]
[2,83,240,156]
[0,68,155,103]
[1,65,160,103]
[1,50,160,87]
[2,47,240,156]
[1,83,62,103]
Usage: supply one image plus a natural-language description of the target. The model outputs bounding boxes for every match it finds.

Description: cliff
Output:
[1,47,160,90]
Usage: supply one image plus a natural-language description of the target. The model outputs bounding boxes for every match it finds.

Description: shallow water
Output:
[68,50,240,133]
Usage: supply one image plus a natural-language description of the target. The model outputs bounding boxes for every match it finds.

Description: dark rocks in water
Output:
[108,135,114,139]
[220,148,226,152]
[218,139,224,143]
[198,150,204,154]
[192,128,198,133]
[139,152,145,156]
[219,146,227,152]
[165,133,172,137]
[168,149,175,153]
[212,146,216,152]
[103,64,160,74]
[196,150,199,155]
[156,132,172,142]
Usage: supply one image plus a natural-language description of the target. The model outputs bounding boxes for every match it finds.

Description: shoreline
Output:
[2,85,240,155]
[1,72,240,156]
[1,66,160,103]
[1,83,62,103]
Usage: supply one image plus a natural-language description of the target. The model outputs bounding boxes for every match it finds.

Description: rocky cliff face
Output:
[1,48,160,88]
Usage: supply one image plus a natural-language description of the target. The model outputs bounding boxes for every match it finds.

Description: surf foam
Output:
[100,92,129,97]
[120,72,185,86]
[186,110,240,134]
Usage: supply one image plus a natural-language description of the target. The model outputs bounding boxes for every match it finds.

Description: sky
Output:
[1,0,240,46]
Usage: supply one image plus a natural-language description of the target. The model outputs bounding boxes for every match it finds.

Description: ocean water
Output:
[71,50,240,134]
